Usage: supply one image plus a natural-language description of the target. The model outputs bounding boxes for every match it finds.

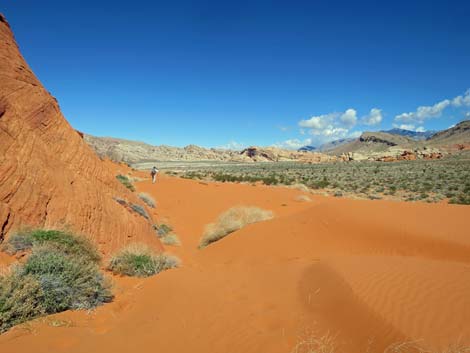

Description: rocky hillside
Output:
[85,135,336,164]
[323,121,470,157]
[322,131,416,156]
[84,135,245,163]
[426,120,470,147]
[0,14,161,253]
[299,137,355,153]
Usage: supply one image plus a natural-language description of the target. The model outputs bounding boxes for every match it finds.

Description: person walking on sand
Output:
[150,166,159,184]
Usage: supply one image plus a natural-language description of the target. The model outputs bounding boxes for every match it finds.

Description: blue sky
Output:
[2,0,470,149]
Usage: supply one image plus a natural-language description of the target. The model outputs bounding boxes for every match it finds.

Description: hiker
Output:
[150,166,159,184]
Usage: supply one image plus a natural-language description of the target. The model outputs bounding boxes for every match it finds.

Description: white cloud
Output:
[362,108,383,125]
[340,109,357,128]
[394,123,415,130]
[392,123,426,132]
[395,89,470,124]
[273,138,313,150]
[298,108,359,143]
[299,113,336,129]
[452,90,470,107]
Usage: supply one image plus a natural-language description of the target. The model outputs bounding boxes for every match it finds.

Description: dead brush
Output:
[199,206,273,248]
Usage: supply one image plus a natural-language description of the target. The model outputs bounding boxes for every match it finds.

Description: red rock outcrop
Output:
[0,14,162,254]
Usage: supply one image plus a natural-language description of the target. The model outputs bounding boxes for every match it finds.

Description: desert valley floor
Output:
[1,166,469,353]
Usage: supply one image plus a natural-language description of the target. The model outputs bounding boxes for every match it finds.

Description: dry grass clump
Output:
[290,334,470,353]
[107,244,180,277]
[290,183,310,193]
[291,331,337,353]
[199,206,273,248]
[138,193,156,208]
[295,195,312,202]
[160,234,181,246]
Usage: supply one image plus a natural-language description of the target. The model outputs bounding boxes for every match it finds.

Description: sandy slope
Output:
[1,174,470,353]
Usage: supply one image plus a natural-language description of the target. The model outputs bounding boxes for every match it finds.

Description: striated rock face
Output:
[0,14,161,254]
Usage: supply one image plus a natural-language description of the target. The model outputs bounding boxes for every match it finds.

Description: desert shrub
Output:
[108,244,180,277]
[449,194,470,205]
[160,233,181,246]
[130,203,150,219]
[138,193,156,208]
[310,177,329,189]
[3,229,101,263]
[0,269,46,333]
[295,195,312,202]
[0,230,112,333]
[152,224,180,246]
[23,246,112,312]
[154,223,173,237]
[199,206,273,248]
[290,183,310,192]
[116,174,135,192]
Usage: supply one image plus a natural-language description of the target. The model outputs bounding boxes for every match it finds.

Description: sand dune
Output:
[1,174,469,353]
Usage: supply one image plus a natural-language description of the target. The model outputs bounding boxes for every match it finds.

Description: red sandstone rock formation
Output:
[0,14,161,254]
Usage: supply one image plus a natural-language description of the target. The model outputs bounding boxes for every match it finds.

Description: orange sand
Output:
[1,174,470,353]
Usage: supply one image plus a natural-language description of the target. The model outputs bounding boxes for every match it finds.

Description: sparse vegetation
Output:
[290,333,470,353]
[3,229,101,262]
[107,244,180,277]
[160,233,181,246]
[138,192,156,208]
[116,174,135,192]
[154,223,173,237]
[114,198,150,220]
[130,203,150,219]
[199,206,273,248]
[0,229,112,333]
[153,224,180,246]
[168,154,470,205]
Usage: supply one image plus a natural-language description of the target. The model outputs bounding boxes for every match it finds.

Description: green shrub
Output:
[154,223,173,237]
[108,244,180,277]
[0,269,46,333]
[23,246,112,312]
[116,174,135,192]
[4,229,101,263]
[0,230,112,333]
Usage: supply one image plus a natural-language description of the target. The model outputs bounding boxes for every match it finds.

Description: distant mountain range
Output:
[380,128,436,140]
[84,121,470,165]
[298,121,469,155]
